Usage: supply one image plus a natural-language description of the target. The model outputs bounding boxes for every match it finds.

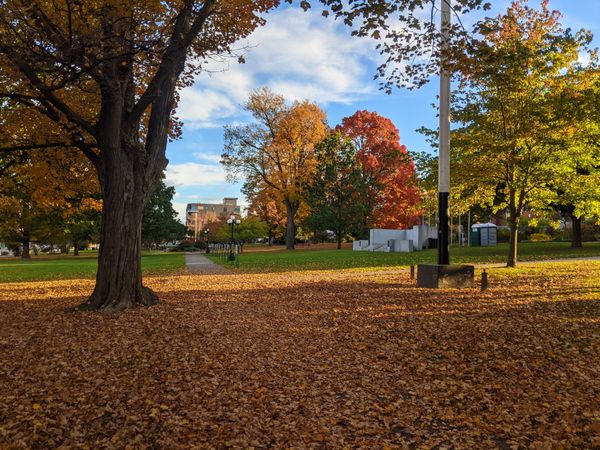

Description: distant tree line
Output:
[0,156,186,258]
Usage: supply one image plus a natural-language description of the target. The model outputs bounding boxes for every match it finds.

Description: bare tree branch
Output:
[0,142,71,152]
[131,0,216,123]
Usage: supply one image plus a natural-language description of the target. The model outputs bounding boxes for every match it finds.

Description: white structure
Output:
[352,240,369,251]
[354,225,437,253]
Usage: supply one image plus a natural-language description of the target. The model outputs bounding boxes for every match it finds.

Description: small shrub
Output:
[529,232,552,242]
[496,227,511,243]
[170,239,201,252]
[581,219,600,242]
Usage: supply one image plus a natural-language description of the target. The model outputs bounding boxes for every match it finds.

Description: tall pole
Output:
[467,210,471,247]
[228,218,235,261]
[438,0,451,265]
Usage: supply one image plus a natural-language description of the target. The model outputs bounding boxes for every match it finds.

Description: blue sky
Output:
[165,0,600,221]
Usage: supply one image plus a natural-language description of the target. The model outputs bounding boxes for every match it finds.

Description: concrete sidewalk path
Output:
[184,252,231,275]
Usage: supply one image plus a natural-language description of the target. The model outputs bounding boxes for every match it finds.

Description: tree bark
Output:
[337,230,342,250]
[284,199,298,250]
[570,214,582,248]
[79,144,158,312]
[73,241,80,256]
[507,208,519,268]
[21,239,31,259]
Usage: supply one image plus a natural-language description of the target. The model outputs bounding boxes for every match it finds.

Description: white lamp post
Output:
[227,215,241,261]
[204,228,210,254]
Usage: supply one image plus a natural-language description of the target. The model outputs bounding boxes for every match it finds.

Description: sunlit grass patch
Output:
[209,242,600,273]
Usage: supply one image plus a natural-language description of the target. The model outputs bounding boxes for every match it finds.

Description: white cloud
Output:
[164,162,228,188]
[176,88,238,129]
[192,152,222,164]
[176,8,380,128]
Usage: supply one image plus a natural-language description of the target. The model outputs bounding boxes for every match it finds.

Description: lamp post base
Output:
[417,264,474,289]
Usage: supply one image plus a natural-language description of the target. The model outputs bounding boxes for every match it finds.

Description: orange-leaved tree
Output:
[0,146,99,258]
[243,180,286,246]
[222,87,327,249]
[338,111,421,231]
[0,0,277,311]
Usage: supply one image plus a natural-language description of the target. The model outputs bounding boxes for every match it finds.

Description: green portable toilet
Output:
[471,223,498,246]
[470,227,480,246]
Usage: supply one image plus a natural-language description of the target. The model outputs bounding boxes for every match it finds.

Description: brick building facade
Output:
[186,198,241,240]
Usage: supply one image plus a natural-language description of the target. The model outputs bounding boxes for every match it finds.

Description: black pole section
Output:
[438,191,450,265]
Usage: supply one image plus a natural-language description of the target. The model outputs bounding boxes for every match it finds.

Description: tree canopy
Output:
[293,0,491,90]
[450,0,598,266]
[338,110,421,231]
[222,87,327,250]
[0,0,278,310]
[0,148,99,258]
[304,132,369,248]
[142,179,187,248]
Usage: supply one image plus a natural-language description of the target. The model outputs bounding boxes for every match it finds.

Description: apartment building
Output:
[186,198,241,240]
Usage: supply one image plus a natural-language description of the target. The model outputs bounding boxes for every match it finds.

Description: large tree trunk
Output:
[73,241,80,256]
[570,214,582,248]
[80,159,158,312]
[284,199,299,250]
[507,208,519,268]
[21,238,31,259]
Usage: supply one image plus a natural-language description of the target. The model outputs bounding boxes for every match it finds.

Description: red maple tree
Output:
[338,110,422,229]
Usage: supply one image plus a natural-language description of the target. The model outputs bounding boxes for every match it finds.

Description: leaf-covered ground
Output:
[1,262,599,448]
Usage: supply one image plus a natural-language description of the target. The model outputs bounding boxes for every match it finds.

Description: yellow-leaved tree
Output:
[221,88,327,249]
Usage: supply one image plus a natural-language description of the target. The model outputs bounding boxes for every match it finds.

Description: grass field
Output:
[2,242,599,283]
[0,252,185,283]
[209,241,600,272]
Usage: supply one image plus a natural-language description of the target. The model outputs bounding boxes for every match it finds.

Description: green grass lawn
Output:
[209,241,600,272]
[0,252,185,283]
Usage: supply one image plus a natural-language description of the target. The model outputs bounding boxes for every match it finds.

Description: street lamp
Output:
[226,215,241,261]
[203,228,210,254]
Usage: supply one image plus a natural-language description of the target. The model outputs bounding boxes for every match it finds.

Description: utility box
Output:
[471,223,498,247]
[417,264,475,288]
